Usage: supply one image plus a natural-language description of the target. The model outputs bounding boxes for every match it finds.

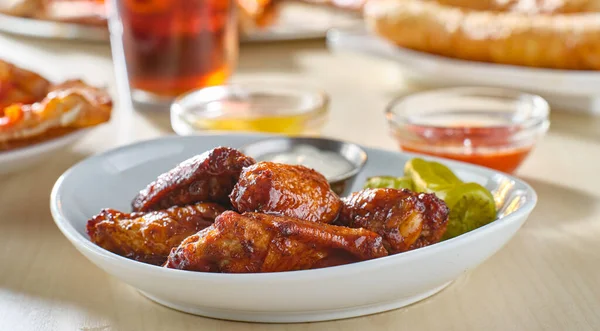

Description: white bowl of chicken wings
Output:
[50,134,537,323]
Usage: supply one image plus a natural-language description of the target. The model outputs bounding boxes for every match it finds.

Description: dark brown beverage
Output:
[115,0,237,97]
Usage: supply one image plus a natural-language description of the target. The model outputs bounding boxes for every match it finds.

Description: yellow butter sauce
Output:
[178,92,328,135]
[193,113,321,135]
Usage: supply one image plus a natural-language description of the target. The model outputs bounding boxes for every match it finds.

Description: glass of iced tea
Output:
[107,0,238,104]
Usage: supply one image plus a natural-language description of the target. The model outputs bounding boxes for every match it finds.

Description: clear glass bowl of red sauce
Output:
[386,87,550,173]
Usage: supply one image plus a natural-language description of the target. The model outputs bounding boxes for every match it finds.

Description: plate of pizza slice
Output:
[0,59,113,174]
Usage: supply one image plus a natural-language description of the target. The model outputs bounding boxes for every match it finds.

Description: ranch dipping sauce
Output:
[257,145,355,180]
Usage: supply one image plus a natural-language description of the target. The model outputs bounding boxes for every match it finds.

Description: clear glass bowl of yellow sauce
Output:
[170,82,329,136]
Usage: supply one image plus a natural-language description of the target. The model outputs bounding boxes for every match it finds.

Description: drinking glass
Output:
[107,0,238,105]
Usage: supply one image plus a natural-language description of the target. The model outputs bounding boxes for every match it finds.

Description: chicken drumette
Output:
[338,188,449,254]
[230,162,342,223]
[164,211,388,273]
[87,202,226,265]
[132,147,256,212]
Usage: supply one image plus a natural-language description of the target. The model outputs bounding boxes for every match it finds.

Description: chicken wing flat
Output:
[229,162,342,223]
[164,211,387,273]
[87,202,225,265]
[338,188,449,254]
[132,147,256,212]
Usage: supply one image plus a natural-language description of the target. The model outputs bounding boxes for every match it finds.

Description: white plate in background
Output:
[0,129,88,175]
[0,13,109,42]
[327,28,600,115]
[51,134,537,323]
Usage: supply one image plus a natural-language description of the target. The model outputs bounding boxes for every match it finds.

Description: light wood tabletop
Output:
[1,32,599,331]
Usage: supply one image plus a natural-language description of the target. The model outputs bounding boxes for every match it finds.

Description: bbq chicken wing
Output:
[338,188,449,254]
[164,211,388,273]
[230,162,342,223]
[132,147,256,212]
[87,202,226,265]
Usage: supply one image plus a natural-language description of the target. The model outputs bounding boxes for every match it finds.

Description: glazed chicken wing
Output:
[230,162,342,223]
[338,188,449,254]
[87,202,226,265]
[132,147,256,212]
[164,211,388,273]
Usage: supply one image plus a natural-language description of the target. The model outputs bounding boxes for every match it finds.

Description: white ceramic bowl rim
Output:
[50,134,537,282]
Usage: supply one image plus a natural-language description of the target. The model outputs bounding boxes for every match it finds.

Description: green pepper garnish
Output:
[404,158,462,199]
[441,182,497,239]
[364,176,414,191]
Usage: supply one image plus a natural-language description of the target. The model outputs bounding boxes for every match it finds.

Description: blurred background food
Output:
[2,0,599,71]
[364,0,600,70]
[300,0,367,11]
[6,0,598,73]
[0,0,363,39]
[0,0,107,25]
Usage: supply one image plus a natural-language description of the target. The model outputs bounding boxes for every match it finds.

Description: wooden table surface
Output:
[1,32,599,331]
